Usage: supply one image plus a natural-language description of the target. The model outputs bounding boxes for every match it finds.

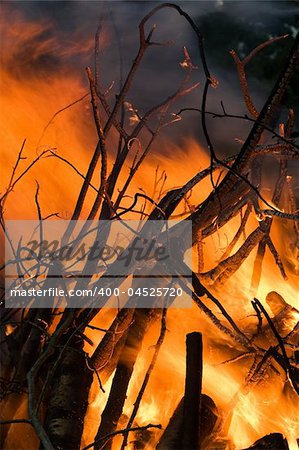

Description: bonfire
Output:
[0,2,298,450]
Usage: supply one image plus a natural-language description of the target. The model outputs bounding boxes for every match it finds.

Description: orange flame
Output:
[1,7,298,450]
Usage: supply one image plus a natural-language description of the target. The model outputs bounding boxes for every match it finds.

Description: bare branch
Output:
[81,424,162,450]
[0,419,32,426]
[253,298,299,395]
[230,34,288,117]
[220,202,252,260]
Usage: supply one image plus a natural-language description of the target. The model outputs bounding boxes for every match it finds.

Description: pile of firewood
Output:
[0,3,298,450]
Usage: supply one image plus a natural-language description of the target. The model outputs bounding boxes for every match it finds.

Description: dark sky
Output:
[1,1,298,153]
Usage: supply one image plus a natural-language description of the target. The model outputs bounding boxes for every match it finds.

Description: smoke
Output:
[1,0,297,153]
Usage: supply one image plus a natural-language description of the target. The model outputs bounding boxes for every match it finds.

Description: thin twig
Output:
[0,419,32,426]
[81,424,162,450]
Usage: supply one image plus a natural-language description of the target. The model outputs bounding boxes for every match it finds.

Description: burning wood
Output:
[157,333,218,450]
[0,2,298,450]
[157,394,218,450]
[182,332,203,449]
[242,433,290,450]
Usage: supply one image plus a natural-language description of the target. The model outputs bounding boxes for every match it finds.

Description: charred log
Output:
[182,332,203,450]
[156,394,218,450]
[91,308,134,383]
[41,334,93,450]
[157,332,217,450]
[156,398,183,450]
[94,307,160,450]
[242,433,289,450]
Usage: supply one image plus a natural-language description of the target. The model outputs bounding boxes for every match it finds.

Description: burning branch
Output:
[82,424,162,450]
[252,298,299,395]
[1,4,298,450]
[251,159,288,293]
[200,227,264,286]
[220,202,252,261]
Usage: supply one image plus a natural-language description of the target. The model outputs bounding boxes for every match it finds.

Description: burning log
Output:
[182,332,203,449]
[41,335,93,450]
[265,291,299,336]
[91,308,134,382]
[156,394,218,450]
[246,296,299,395]
[248,291,299,344]
[157,332,218,450]
[156,398,183,449]
[1,4,299,450]
[93,307,161,450]
[242,433,289,450]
